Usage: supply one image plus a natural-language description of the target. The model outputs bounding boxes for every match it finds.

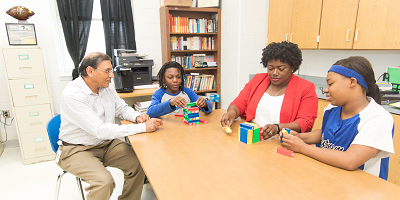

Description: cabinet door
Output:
[313,99,329,130]
[318,0,359,49]
[353,0,400,49]
[2,48,46,79]
[290,0,323,49]
[267,0,294,44]
[389,114,400,186]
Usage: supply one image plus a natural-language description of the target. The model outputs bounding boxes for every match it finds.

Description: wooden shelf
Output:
[194,89,217,94]
[184,67,217,71]
[170,33,217,36]
[160,6,221,109]
[170,50,217,53]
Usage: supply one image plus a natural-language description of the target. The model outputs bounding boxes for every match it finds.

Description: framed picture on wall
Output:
[197,0,220,8]
[5,23,37,45]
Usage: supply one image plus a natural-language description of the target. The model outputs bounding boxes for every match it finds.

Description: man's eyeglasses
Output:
[97,68,113,74]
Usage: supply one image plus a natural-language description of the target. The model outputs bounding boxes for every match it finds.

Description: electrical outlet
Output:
[2,110,10,118]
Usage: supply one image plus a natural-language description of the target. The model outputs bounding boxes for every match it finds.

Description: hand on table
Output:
[196,97,207,108]
[136,114,150,123]
[169,96,187,109]
[261,124,279,140]
[145,118,163,132]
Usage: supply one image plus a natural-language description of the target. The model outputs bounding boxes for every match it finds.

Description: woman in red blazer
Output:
[221,41,318,140]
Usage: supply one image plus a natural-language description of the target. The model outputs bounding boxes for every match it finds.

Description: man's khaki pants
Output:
[57,139,145,200]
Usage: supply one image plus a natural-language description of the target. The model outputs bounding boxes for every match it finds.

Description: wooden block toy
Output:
[175,114,184,117]
[277,147,293,157]
[186,102,197,107]
[199,119,207,124]
[280,128,291,143]
[223,126,232,133]
[238,123,261,144]
[183,107,200,125]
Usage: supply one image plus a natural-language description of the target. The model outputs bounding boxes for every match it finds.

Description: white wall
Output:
[220,0,269,109]
[220,0,400,109]
[0,0,162,143]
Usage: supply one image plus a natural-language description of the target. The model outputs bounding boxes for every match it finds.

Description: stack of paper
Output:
[133,101,152,113]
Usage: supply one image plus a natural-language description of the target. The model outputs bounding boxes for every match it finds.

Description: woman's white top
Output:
[252,93,284,126]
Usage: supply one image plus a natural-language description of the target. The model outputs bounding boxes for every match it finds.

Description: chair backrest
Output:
[46,114,61,153]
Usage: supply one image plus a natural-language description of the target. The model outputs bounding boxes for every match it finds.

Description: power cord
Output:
[0,116,14,143]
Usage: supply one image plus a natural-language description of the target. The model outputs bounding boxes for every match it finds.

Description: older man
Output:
[57,52,162,200]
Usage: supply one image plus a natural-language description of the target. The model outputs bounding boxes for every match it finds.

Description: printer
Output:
[113,49,153,93]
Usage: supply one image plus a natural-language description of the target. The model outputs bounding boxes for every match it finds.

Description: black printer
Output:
[113,49,153,93]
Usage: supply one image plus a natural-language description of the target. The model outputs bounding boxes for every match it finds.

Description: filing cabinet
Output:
[1,46,54,165]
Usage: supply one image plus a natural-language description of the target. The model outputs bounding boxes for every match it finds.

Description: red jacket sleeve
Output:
[291,79,318,132]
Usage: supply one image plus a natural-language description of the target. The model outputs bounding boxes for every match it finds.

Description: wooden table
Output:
[126,109,400,199]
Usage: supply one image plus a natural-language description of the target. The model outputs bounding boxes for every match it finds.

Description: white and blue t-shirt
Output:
[319,98,394,180]
[147,87,212,118]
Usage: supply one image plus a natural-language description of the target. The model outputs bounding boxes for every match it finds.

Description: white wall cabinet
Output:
[1,46,54,165]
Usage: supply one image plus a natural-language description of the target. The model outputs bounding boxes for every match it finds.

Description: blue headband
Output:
[328,65,368,89]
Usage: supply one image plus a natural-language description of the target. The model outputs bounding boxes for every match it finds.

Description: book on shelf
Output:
[169,14,218,33]
[171,54,215,69]
[170,36,214,51]
[185,74,215,91]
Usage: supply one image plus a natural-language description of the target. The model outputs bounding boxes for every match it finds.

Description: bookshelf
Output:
[160,6,221,109]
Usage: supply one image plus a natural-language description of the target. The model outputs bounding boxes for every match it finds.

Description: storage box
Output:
[162,0,192,7]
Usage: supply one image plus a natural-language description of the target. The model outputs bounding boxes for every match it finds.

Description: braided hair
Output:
[333,56,381,104]
[157,61,185,93]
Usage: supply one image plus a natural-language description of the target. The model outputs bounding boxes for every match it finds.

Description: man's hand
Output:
[136,113,150,123]
[145,118,163,132]
[196,97,207,108]
[169,96,187,108]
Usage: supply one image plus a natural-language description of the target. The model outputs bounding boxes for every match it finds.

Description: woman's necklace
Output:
[271,84,287,97]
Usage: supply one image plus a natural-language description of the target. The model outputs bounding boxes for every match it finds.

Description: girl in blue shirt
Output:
[281,56,394,180]
[147,61,212,118]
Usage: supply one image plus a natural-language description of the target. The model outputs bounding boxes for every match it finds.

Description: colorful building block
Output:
[175,114,184,117]
[199,119,207,124]
[280,128,291,143]
[277,147,293,157]
[223,126,232,133]
[186,102,197,107]
[238,123,262,144]
[183,107,200,125]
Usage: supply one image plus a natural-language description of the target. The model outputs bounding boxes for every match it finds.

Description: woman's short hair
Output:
[260,41,302,73]
[78,52,111,77]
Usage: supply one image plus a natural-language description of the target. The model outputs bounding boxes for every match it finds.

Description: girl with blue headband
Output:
[280,56,394,180]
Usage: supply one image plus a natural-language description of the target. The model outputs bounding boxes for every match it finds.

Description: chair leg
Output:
[76,177,85,200]
[55,171,67,200]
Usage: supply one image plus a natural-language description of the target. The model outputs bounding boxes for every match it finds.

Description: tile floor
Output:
[0,139,158,200]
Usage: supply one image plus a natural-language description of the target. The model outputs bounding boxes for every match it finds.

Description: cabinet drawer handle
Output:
[290,33,293,42]
[346,29,351,41]
[355,29,360,41]
[24,84,35,89]
[30,122,43,125]
[136,77,142,80]
[19,67,33,69]
[29,111,39,116]
[35,147,46,151]
[25,95,38,99]
[18,55,29,60]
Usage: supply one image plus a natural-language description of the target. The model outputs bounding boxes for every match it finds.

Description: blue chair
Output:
[46,114,85,200]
